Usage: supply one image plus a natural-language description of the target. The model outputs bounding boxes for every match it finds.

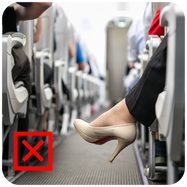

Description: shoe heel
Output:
[109,138,130,163]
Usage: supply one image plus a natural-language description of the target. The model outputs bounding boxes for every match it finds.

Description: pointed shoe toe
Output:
[73,119,99,143]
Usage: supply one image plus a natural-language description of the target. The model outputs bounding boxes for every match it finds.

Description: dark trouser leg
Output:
[44,62,52,85]
[126,34,168,127]
[12,47,31,95]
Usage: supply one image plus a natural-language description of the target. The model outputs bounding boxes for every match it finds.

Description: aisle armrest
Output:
[35,50,53,114]
[54,59,65,110]
[68,66,78,103]
[146,35,161,58]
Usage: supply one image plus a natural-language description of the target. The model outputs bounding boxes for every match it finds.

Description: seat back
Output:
[2,31,29,180]
[156,3,185,140]
[155,5,185,184]
[2,33,28,125]
[19,18,53,114]
[19,20,34,70]
[68,22,77,67]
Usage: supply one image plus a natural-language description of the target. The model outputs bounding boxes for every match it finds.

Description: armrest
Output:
[68,66,78,102]
[146,35,161,58]
[3,33,26,54]
[14,81,24,88]
[138,51,149,76]
[35,50,53,113]
[53,59,65,110]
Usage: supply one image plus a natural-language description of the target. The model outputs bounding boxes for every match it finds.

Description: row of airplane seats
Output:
[127,2,184,184]
[2,3,104,180]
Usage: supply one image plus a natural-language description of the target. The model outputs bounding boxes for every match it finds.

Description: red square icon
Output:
[14,131,53,171]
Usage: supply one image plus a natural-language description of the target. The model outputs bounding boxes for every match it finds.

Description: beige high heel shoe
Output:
[73,119,136,163]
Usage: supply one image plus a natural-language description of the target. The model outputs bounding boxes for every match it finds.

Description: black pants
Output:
[44,62,52,84]
[126,34,168,127]
[12,47,31,94]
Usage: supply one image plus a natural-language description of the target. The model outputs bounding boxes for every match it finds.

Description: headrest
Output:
[161,0,186,12]
[160,0,186,27]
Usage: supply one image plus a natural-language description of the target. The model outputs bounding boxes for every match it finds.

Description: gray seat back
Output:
[156,3,185,139]
[2,33,28,125]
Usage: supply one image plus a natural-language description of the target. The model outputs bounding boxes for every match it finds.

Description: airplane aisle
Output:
[12,107,144,185]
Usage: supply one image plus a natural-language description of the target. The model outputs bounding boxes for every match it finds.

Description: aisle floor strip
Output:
[133,142,149,185]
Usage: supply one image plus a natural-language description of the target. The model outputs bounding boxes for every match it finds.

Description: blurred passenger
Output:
[124,14,145,92]
[76,41,87,70]
[124,3,152,93]
[86,55,104,80]
[68,37,87,70]
[147,7,164,37]
[143,2,152,44]
[125,4,164,104]
[127,15,145,69]
[68,37,76,62]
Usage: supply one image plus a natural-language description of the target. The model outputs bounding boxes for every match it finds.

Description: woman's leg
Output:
[74,34,168,163]
[90,34,168,128]
[126,34,167,127]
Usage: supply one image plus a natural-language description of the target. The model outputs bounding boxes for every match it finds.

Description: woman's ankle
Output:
[89,99,136,127]
[108,99,136,125]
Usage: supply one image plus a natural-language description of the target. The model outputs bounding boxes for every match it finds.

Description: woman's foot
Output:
[90,99,137,127]
[73,99,137,162]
